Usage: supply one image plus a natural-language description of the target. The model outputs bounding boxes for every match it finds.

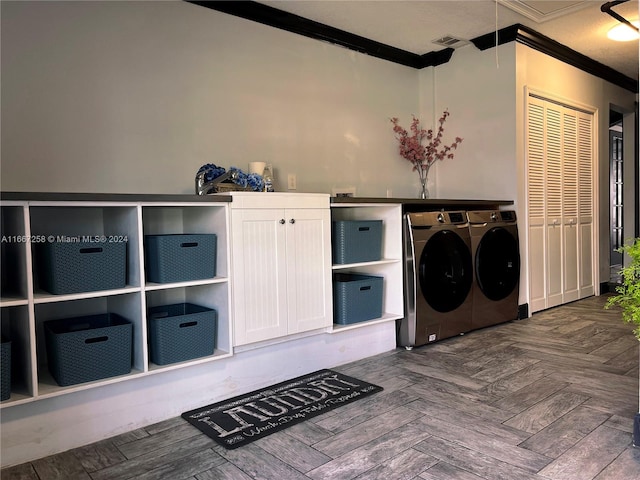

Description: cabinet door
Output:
[231,209,288,345]
[285,208,332,334]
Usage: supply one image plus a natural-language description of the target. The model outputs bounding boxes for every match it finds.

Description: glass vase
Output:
[419,176,429,199]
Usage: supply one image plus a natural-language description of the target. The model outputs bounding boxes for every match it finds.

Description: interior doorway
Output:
[609,109,623,284]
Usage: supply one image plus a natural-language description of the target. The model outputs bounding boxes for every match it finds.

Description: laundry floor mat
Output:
[181,369,383,449]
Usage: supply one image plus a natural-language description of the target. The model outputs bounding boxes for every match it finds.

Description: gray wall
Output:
[1,1,419,197]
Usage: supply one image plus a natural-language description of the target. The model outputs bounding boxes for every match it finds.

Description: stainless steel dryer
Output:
[467,210,520,330]
[398,211,473,348]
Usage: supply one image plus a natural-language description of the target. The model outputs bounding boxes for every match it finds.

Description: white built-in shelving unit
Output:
[1,195,407,408]
[0,199,231,407]
[1,195,407,409]
[330,202,404,332]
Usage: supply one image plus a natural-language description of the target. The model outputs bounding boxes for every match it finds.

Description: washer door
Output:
[418,230,472,313]
[475,227,520,301]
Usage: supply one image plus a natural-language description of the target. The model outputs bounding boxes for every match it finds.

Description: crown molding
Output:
[471,24,638,93]
[419,48,455,68]
[188,1,638,93]
[187,1,424,68]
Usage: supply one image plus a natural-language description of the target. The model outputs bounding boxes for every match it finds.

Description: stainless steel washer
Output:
[398,211,473,348]
[467,210,520,330]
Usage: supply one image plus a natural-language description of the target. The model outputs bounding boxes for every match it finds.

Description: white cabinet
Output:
[228,193,332,346]
[330,202,404,331]
[0,197,232,407]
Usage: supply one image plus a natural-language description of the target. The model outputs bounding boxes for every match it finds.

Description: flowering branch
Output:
[390,110,463,185]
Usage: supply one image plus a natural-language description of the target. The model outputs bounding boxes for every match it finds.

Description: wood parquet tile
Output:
[2,295,639,479]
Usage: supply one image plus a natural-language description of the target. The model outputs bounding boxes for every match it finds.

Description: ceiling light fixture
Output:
[607,20,640,41]
[601,1,639,41]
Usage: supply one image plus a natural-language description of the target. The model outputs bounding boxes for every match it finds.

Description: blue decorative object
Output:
[247,173,265,191]
[197,164,226,182]
[229,167,247,187]
[195,164,264,194]
[228,167,265,192]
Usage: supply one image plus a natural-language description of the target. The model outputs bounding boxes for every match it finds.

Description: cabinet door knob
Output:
[289,218,295,224]
[279,219,285,224]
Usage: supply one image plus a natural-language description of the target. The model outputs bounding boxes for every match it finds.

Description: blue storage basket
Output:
[332,221,383,264]
[38,241,127,294]
[148,303,217,365]
[44,313,132,386]
[145,234,216,283]
[1,337,11,401]
[333,273,383,325]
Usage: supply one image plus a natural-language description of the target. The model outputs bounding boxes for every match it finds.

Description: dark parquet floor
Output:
[3,295,640,479]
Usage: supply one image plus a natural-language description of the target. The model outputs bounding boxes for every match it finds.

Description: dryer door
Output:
[418,229,472,313]
[475,227,520,301]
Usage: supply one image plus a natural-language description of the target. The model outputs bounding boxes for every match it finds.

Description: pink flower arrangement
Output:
[390,110,463,194]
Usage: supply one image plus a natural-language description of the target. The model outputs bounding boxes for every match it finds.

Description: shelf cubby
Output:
[1,205,30,305]
[28,205,142,297]
[0,305,35,405]
[144,282,231,371]
[33,293,144,396]
[329,203,404,331]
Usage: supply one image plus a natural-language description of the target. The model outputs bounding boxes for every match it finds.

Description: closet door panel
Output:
[528,220,547,312]
[546,222,563,308]
[579,222,595,297]
[527,98,547,311]
[562,223,579,302]
[562,111,579,303]
[544,105,563,308]
[578,112,594,299]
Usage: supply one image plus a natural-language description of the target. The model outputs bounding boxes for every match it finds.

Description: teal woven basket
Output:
[333,274,383,324]
[145,234,216,283]
[1,337,11,401]
[148,303,217,365]
[45,313,132,386]
[38,241,127,294]
[332,221,382,264]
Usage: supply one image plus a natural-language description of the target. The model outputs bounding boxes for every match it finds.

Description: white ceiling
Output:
[260,0,639,81]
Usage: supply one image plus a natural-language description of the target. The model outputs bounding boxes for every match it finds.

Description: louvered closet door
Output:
[562,111,579,303]
[578,112,594,298]
[527,97,547,313]
[526,94,595,313]
[545,105,564,308]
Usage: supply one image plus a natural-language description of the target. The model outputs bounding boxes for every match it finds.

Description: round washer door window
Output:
[419,230,473,313]
[475,227,520,301]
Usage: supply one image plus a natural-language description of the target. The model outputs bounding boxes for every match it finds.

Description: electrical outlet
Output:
[287,174,297,190]
[331,186,356,197]
[428,334,437,342]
